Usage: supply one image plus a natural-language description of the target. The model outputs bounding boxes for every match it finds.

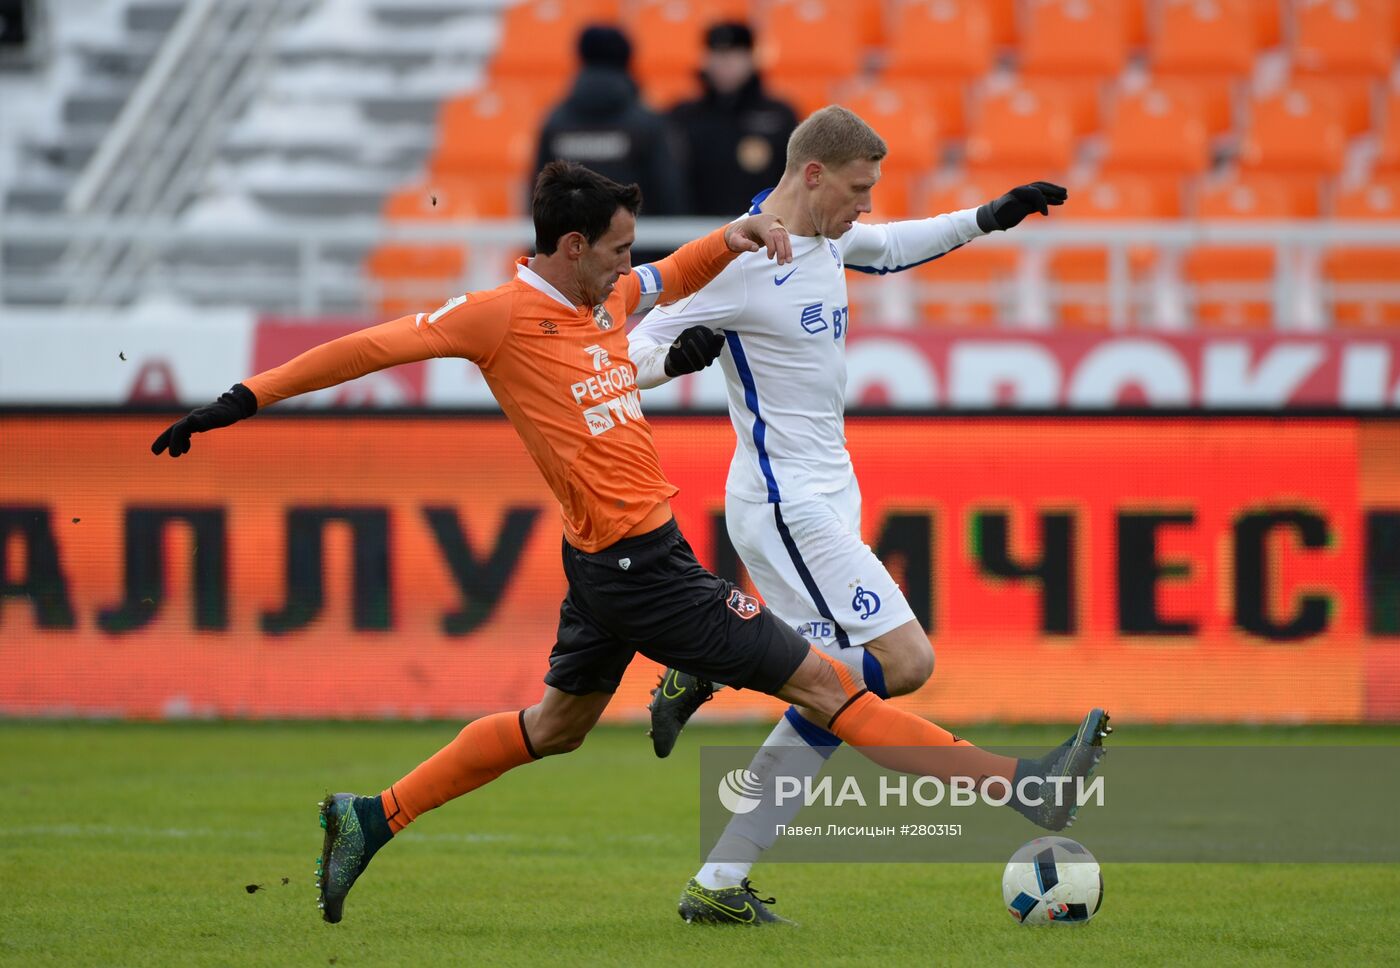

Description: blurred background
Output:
[1,0,1398,726]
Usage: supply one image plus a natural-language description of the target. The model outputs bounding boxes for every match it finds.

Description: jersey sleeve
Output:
[621,224,737,315]
[243,292,509,407]
[839,208,986,275]
[627,261,747,389]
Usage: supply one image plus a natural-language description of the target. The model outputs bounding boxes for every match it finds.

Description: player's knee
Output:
[776,651,855,721]
[883,642,934,695]
[523,713,591,756]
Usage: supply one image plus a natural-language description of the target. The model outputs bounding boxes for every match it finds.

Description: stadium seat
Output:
[1101,83,1211,177]
[491,0,613,84]
[1016,76,1105,137]
[1239,85,1347,178]
[1287,74,1378,136]
[883,0,996,84]
[1293,0,1395,78]
[1378,91,1400,173]
[1050,174,1179,328]
[1184,174,1320,329]
[1248,0,1282,47]
[1151,0,1256,134]
[1019,0,1129,81]
[759,0,863,90]
[966,85,1076,175]
[907,179,1022,326]
[1324,177,1400,328]
[1017,0,1126,133]
[428,87,550,184]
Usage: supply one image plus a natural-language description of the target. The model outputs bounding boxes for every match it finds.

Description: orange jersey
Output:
[243,225,739,551]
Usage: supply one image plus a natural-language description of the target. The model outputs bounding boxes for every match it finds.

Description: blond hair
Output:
[784,105,888,173]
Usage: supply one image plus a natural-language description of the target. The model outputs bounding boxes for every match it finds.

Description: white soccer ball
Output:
[1002,836,1103,925]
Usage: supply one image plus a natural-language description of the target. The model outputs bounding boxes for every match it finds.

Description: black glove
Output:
[663,325,725,377]
[151,383,258,458]
[977,182,1068,232]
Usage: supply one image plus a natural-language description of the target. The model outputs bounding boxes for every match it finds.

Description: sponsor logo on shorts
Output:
[727,588,762,620]
[796,620,834,640]
[852,585,881,620]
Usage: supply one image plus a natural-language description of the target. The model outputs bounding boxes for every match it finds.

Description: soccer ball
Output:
[1001,836,1103,925]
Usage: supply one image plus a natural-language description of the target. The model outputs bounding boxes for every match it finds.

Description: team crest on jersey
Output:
[593,304,614,330]
[852,585,881,620]
[726,589,762,620]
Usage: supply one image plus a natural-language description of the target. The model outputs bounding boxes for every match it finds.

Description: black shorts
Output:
[544,519,810,696]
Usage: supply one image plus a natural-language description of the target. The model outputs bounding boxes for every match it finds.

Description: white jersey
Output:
[629,200,986,503]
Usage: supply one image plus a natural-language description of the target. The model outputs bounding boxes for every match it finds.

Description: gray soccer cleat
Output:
[678,878,794,925]
[648,668,714,758]
[1010,708,1113,831]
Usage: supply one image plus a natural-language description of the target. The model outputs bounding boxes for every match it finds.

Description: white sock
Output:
[694,707,841,889]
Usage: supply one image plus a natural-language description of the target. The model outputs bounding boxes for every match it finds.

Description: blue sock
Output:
[862,650,890,700]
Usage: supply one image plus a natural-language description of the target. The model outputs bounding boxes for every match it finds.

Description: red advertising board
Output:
[1,414,1397,723]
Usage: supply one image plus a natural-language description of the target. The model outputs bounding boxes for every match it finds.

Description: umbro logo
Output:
[539,320,558,334]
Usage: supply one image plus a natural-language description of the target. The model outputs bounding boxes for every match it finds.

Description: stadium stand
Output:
[0,0,1396,325]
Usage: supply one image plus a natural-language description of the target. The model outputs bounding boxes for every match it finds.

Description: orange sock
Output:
[827,691,1018,787]
[380,711,539,833]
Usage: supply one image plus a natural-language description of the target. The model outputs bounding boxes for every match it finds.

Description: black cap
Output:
[705,21,754,52]
[578,24,632,68]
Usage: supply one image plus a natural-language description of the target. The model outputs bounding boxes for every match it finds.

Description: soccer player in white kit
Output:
[629,105,1073,921]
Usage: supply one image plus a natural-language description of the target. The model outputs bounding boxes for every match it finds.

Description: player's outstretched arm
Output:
[151,312,448,458]
[842,182,1067,275]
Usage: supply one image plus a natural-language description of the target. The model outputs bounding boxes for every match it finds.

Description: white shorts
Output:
[726,478,917,653]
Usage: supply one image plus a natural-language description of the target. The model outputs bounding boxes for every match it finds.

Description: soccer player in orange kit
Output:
[153,161,1108,926]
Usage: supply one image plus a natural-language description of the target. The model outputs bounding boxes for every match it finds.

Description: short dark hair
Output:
[532,160,643,255]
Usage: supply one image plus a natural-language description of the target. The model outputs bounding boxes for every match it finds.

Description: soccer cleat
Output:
[677,878,793,925]
[1010,709,1112,832]
[316,793,392,924]
[647,669,714,758]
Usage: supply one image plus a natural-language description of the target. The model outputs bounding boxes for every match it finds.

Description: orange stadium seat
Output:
[1151,0,1257,134]
[883,0,996,84]
[1293,0,1395,78]
[1020,0,1129,79]
[1102,83,1211,178]
[1018,0,1129,137]
[1184,174,1320,329]
[1050,174,1180,328]
[982,0,1019,47]
[1249,0,1282,47]
[868,72,969,138]
[491,0,614,83]
[429,87,550,183]
[907,179,1022,325]
[1324,177,1400,328]
[1239,85,1347,178]
[1378,91,1400,173]
[965,85,1076,176]
[759,0,863,88]
[1288,74,1378,136]
[368,180,498,318]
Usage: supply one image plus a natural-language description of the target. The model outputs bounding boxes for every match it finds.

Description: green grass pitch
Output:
[4,721,1399,967]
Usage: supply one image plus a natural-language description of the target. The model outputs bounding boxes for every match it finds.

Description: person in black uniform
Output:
[534,23,689,255]
[669,22,799,217]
